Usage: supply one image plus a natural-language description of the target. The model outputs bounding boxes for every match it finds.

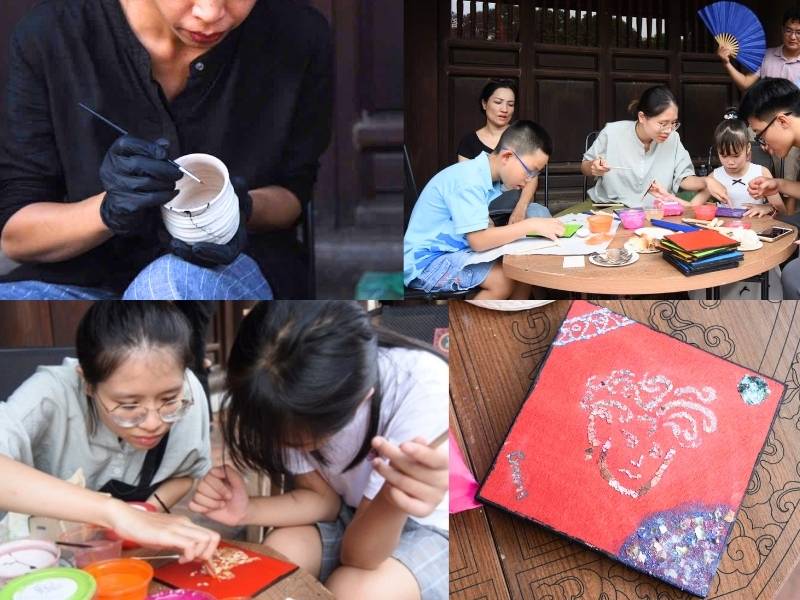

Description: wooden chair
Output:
[582,130,600,200]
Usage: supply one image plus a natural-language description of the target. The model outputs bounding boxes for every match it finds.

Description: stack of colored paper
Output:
[659,229,743,276]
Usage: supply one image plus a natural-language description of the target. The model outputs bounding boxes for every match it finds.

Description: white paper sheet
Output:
[462,238,558,265]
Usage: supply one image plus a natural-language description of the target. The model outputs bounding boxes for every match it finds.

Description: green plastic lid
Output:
[0,568,96,600]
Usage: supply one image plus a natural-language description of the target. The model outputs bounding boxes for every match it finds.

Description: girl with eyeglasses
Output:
[582,85,729,207]
[189,301,449,599]
[0,301,219,563]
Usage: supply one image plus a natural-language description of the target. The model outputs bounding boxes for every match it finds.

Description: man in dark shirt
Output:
[0,0,332,299]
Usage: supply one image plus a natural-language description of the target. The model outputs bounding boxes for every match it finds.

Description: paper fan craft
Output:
[698,1,766,72]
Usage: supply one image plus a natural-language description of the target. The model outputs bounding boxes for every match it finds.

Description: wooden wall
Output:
[407,0,800,207]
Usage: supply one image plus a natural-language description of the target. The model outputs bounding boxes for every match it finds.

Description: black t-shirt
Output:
[456,131,494,160]
[0,0,332,295]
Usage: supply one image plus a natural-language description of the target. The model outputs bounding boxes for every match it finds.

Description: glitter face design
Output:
[581,370,718,498]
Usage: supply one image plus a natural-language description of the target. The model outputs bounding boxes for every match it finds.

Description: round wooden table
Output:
[503,211,798,297]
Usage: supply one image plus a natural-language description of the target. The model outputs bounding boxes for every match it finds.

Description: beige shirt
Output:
[584,121,696,207]
[0,358,211,516]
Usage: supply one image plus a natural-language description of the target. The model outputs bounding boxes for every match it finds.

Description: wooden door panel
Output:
[535,78,598,163]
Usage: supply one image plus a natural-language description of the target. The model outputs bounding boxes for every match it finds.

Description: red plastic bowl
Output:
[693,204,717,220]
[104,502,158,550]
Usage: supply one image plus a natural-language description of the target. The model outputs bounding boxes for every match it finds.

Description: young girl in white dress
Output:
[688,109,786,216]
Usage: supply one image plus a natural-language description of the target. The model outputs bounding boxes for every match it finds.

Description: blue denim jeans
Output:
[0,254,272,300]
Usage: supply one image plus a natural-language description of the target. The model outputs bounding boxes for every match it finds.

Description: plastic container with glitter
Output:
[162,153,240,245]
[0,539,60,583]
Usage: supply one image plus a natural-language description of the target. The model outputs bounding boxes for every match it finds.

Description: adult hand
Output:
[523,217,565,241]
[590,157,610,177]
[717,45,732,65]
[105,499,219,564]
[169,177,252,268]
[647,180,670,199]
[371,435,448,519]
[189,466,251,527]
[508,202,528,225]
[99,136,182,237]
[748,176,780,199]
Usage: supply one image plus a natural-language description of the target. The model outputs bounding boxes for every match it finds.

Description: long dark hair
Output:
[222,301,445,478]
[76,301,193,430]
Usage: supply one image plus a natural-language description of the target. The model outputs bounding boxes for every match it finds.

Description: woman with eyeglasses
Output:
[0,301,219,563]
[582,85,728,207]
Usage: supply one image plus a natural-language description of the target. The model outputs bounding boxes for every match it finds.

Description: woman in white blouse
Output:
[582,85,728,207]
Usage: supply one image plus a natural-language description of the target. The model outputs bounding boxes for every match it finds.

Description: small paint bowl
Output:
[0,539,60,583]
[693,204,717,220]
[619,209,645,229]
[0,567,96,600]
[660,201,683,216]
[587,214,613,233]
[83,558,153,600]
[147,591,217,600]
[59,524,122,568]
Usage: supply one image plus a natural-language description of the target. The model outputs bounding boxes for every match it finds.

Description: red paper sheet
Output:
[478,301,784,597]
[154,541,297,598]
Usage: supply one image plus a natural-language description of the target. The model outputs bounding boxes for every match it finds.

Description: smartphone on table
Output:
[757,226,793,242]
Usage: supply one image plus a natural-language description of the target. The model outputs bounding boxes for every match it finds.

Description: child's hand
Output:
[188,466,250,527]
[590,157,610,177]
[705,176,730,204]
[743,204,774,218]
[105,499,220,564]
[748,177,779,199]
[371,435,448,518]
[523,218,564,241]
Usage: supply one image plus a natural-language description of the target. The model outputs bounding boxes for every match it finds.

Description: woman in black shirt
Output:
[455,80,550,223]
[0,0,332,299]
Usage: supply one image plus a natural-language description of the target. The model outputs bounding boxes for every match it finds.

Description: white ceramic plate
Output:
[634,227,674,240]
[465,300,555,311]
[624,239,660,254]
[588,251,640,267]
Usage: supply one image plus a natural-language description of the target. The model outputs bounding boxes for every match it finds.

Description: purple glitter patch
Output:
[617,504,735,596]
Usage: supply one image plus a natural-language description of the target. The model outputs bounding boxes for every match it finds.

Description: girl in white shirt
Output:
[190,301,449,600]
[688,110,786,216]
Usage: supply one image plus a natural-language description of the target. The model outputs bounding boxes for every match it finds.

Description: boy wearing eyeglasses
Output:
[404,120,564,299]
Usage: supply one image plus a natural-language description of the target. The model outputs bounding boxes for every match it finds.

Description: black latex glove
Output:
[169,176,253,268]
[99,136,182,236]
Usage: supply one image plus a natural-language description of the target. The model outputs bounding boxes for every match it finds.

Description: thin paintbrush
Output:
[78,103,203,184]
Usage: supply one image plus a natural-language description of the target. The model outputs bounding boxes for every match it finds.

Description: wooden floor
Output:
[450,300,800,600]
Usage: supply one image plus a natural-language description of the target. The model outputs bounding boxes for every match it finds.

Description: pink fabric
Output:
[449,432,481,513]
[758,46,800,84]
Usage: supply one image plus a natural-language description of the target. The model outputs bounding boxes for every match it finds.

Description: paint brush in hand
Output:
[78,103,203,184]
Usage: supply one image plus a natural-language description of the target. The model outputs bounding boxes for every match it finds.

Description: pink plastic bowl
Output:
[619,209,645,230]
[693,204,717,220]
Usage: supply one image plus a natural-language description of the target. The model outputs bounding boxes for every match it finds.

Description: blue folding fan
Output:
[698,1,766,72]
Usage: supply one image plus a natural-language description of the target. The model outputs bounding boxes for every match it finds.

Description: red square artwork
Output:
[153,541,297,598]
[478,301,784,597]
